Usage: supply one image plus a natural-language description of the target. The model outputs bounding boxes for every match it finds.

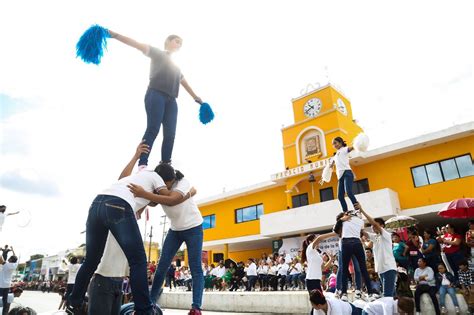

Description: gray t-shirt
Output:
[146,46,183,98]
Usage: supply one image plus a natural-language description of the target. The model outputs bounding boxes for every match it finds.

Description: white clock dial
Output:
[337,98,348,116]
[303,98,322,118]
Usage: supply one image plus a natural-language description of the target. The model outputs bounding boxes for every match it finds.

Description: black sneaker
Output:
[65,305,79,315]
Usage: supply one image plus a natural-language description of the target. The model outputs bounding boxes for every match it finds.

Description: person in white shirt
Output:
[211,261,226,291]
[328,137,359,213]
[316,210,378,302]
[362,296,415,315]
[0,255,18,315]
[267,261,279,291]
[287,258,303,290]
[62,256,82,306]
[301,234,323,293]
[0,206,19,233]
[309,289,362,315]
[131,163,205,314]
[68,143,190,315]
[88,233,129,315]
[245,259,258,291]
[414,257,440,315]
[359,206,397,298]
[0,288,23,313]
[277,258,289,291]
[257,260,269,291]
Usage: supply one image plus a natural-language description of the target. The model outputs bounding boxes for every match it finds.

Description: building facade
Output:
[197,84,474,264]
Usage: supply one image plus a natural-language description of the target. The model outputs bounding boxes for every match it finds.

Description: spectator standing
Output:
[0,254,18,315]
[438,224,463,279]
[63,257,82,305]
[421,230,440,272]
[391,233,409,269]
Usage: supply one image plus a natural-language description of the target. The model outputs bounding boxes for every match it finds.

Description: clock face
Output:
[336,98,348,116]
[303,98,322,118]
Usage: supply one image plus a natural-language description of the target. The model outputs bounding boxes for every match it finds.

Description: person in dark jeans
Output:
[166,264,177,290]
[107,29,204,167]
[230,263,245,291]
[88,274,123,315]
[133,164,204,315]
[67,143,189,315]
[329,137,359,212]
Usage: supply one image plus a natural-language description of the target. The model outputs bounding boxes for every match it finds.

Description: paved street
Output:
[12,291,263,315]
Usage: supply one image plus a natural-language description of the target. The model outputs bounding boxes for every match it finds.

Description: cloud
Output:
[0,94,36,121]
[0,170,60,197]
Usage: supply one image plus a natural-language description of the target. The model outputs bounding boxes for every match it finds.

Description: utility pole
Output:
[160,215,168,246]
[148,226,153,263]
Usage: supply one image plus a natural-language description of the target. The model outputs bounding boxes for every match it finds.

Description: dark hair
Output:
[365,248,373,253]
[332,137,347,147]
[459,260,469,267]
[374,218,385,227]
[9,256,18,263]
[0,205,5,212]
[392,232,400,238]
[446,224,456,232]
[13,287,23,294]
[7,306,37,315]
[437,263,447,269]
[301,234,316,263]
[418,257,427,265]
[309,289,326,305]
[424,229,435,238]
[70,256,78,264]
[155,164,184,182]
[469,220,474,225]
[58,287,66,294]
[397,297,415,314]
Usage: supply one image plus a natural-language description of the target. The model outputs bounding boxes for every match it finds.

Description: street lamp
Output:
[148,226,153,263]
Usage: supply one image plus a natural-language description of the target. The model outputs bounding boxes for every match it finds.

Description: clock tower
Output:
[281,84,363,170]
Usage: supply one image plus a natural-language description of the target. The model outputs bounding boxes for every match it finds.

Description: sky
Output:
[1,0,473,262]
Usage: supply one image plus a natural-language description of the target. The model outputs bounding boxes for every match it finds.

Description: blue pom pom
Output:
[76,24,110,65]
[199,103,214,125]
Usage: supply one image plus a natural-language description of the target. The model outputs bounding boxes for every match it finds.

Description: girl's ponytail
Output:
[175,170,185,181]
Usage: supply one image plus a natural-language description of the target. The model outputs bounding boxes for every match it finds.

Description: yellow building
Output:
[197,84,474,264]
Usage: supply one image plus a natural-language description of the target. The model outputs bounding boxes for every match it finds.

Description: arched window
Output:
[296,127,326,164]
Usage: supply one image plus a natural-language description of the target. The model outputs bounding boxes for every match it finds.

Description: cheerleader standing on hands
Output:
[330,137,359,212]
[108,30,203,168]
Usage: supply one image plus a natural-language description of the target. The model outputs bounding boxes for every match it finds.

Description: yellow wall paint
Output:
[209,248,273,264]
[200,185,288,241]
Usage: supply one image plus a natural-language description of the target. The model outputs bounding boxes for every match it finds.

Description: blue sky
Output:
[0,0,473,260]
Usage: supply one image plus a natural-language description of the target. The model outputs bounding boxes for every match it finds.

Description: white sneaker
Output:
[341,293,349,302]
[454,306,460,314]
[354,290,362,300]
[368,293,380,302]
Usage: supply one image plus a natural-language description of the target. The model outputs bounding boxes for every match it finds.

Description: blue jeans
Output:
[69,195,153,315]
[446,251,464,280]
[338,170,358,212]
[150,225,204,310]
[247,276,257,291]
[88,274,123,315]
[340,238,373,294]
[379,269,396,297]
[139,89,178,166]
[350,304,362,315]
[336,251,362,291]
[439,285,459,307]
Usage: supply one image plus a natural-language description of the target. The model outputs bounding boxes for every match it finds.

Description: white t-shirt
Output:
[342,215,364,239]
[0,262,18,288]
[67,263,82,284]
[289,262,302,275]
[0,213,5,232]
[0,293,14,304]
[246,263,257,276]
[325,296,353,314]
[214,265,226,278]
[268,266,277,276]
[441,273,451,286]
[102,171,166,211]
[278,263,289,276]
[363,297,397,315]
[306,244,323,280]
[161,179,203,231]
[257,265,268,275]
[333,147,352,179]
[95,233,129,277]
[367,229,397,274]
